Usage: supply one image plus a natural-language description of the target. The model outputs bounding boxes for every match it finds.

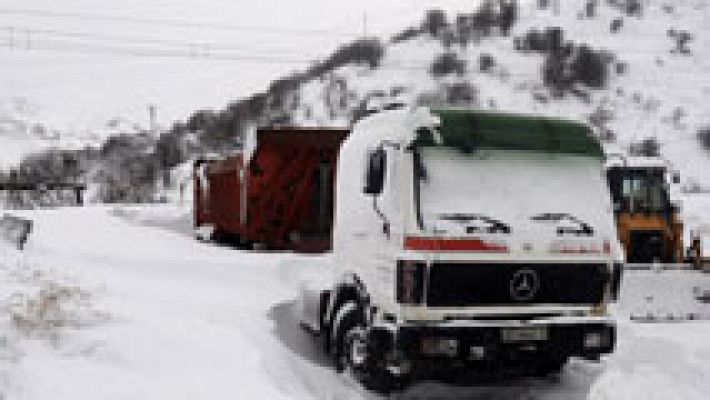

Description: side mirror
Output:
[363,148,387,196]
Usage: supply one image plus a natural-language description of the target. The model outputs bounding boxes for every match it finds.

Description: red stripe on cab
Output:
[404,237,508,252]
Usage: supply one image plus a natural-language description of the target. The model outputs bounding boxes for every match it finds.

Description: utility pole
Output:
[148,104,157,137]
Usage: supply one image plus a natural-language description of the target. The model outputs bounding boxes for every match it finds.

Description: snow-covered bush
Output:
[588,104,615,132]
[668,29,693,55]
[446,82,478,106]
[615,61,628,75]
[323,76,352,120]
[498,1,518,35]
[610,17,624,33]
[571,45,610,88]
[391,27,421,44]
[630,138,661,157]
[0,245,106,346]
[543,39,611,96]
[608,0,643,17]
[11,283,91,338]
[479,53,496,72]
[422,9,448,37]
[585,0,597,18]
[430,52,466,77]
[516,27,564,53]
[697,127,710,150]
[543,50,571,95]
[307,38,385,76]
[430,1,519,48]
[415,82,478,108]
[472,1,498,36]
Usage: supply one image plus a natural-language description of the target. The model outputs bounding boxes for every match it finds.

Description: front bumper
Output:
[369,319,615,376]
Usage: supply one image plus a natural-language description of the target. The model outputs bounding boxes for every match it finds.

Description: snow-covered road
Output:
[2,206,710,399]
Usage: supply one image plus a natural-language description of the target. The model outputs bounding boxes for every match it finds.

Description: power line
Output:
[4,26,710,79]
[7,25,708,62]
[2,37,316,64]
[0,25,421,68]
[0,25,327,55]
[0,36,420,70]
[0,8,362,37]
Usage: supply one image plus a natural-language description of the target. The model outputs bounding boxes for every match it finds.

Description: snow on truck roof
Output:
[428,109,604,159]
[605,156,670,170]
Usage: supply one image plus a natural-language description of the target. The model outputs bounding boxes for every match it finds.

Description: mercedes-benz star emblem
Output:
[509,268,540,301]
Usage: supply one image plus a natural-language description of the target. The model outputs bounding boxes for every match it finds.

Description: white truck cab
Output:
[300,107,621,391]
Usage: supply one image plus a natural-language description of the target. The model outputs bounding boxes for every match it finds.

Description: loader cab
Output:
[606,165,673,215]
[606,160,683,263]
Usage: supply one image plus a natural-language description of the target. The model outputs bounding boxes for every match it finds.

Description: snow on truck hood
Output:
[416,147,616,254]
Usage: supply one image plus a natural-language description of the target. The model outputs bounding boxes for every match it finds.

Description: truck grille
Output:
[426,263,607,307]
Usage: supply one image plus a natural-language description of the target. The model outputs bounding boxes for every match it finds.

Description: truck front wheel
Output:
[332,301,400,393]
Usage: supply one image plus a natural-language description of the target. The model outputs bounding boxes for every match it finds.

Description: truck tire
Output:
[331,301,399,394]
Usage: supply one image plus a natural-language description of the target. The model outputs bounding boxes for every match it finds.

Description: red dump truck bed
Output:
[193,127,349,252]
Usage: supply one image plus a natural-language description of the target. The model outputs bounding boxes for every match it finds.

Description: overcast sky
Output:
[0,0,486,130]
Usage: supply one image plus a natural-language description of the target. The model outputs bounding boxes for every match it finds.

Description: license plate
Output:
[501,327,548,342]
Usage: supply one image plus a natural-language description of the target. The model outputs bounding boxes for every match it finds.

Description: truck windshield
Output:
[414,147,609,234]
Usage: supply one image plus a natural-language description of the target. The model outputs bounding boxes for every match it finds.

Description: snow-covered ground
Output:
[0,204,709,399]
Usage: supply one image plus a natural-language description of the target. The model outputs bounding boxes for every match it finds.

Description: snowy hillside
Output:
[0,98,65,168]
[288,0,709,185]
[0,97,148,168]
[6,0,709,209]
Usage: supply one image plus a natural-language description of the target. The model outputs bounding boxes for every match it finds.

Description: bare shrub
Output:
[697,127,710,150]
[446,82,478,106]
[610,18,624,33]
[668,29,693,55]
[391,27,421,43]
[414,82,478,108]
[517,27,563,53]
[430,52,466,77]
[629,138,661,157]
[422,9,448,37]
[609,0,643,16]
[499,1,518,36]
[479,53,496,72]
[571,45,609,88]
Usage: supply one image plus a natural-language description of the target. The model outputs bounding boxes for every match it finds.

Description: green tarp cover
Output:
[428,109,604,158]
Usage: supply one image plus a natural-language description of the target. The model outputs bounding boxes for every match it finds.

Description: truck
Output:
[193,127,349,252]
[297,107,622,391]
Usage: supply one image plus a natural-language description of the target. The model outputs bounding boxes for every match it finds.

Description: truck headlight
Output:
[396,260,425,305]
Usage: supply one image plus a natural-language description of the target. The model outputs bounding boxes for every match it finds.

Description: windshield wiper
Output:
[530,213,594,236]
[438,213,511,234]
